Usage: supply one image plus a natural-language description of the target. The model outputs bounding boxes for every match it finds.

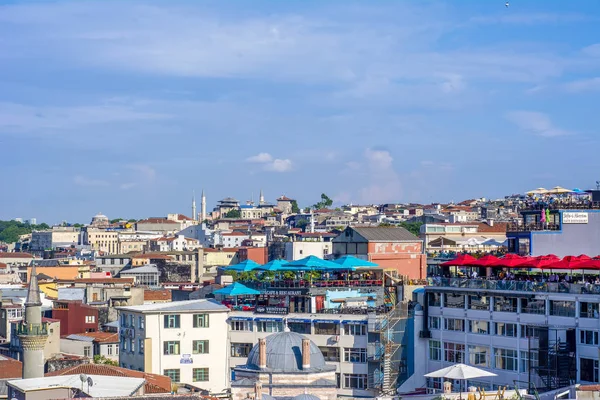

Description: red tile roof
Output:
[174,214,192,221]
[222,232,248,236]
[137,218,177,224]
[0,252,33,258]
[203,248,238,253]
[132,253,175,260]
[477,222,508,233]
[57,278,134,284]
[0,262,7,269]
[144,289,172,302]
[46,364,171,393]
[70,331,119,343]
[0,355,22,379]
[277,196,294,201]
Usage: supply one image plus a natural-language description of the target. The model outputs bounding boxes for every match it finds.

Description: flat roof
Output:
[228,310,368,322]
[117,299,229,313]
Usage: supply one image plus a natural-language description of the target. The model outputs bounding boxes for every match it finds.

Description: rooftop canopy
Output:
[213,282,260,296]
[254,259,289,272]
[223,259,262,272]
[286,255,344,271]
[332,255,379,269]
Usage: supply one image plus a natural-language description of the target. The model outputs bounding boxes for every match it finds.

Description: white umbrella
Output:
[547,186,572,194]
[526,187,548,196]
[425,364,496,398]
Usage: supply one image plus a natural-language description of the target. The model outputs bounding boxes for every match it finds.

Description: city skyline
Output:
[1,0,600,222]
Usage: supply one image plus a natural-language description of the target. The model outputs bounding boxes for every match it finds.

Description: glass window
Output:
[139,339,144,354]
[495,322,518,337]
[130,338,135,353]
[85,315,95,323]
[428,293,441,307]
[344,348,367,363]
[468,345,490,368]
[580,302,599,319]
[164,315,180,328]
[84,347,91,357]
[257,321,283,333]
[319,346,340,362]
[520,350,539,373]
[521,325,543,338]
[445,293,465,308]
[288,322,311,334]
[315,322,339,335]
[580,358,599,382]
[193,340,209,354]
[139,316,144,329]
[107,344,113,355]
[429,340,441,361]
[494,297,517,312]
[164,369,180,383]
[163,341,180,355]
[193,368,209,382]
[343,374,368,389]
[580,330,599,346]
[429,317,440,330]
[193,314,209,328]
[444,318,465,332]
[494,348,518,371]
[231,320,253,331]
[521,298,545,315]
[469,320,489,335]
[343,324,366,336]
[468,295,490,311]
[550,300,575,317]
[444,342,465,363]
[231,343,253,358]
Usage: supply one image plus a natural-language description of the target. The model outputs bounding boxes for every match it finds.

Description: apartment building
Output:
[117,300,230,394]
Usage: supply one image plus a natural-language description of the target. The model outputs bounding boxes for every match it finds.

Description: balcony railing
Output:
[507,222,560,232]
[16,323,48,336]
[427,277,600,294]
[521,201,600,211]
[238,279,384,290]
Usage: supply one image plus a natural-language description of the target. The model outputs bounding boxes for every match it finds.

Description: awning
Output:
[228,317,253,322]
[287,318,311,323]
[313,319,340,324]
[254,317,284,322]
[342,320,368,325]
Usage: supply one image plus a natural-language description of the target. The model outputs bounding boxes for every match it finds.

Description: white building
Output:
[283,241,333,261]
[149,235,201,252]
[221,232,266,248]
[117,300,230,394]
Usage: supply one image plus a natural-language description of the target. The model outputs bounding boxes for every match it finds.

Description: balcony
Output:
[507,222,560,232]
[427,277,600,294]
[16,323,48,336]
[238,279,384,290]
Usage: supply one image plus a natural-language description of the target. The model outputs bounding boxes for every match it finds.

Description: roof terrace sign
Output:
[563,212,588,224]
[255,306,289,315]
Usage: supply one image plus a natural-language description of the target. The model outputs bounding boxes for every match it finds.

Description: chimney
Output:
[302,339,311,369]
[258,338,267,369]
[254,381,263,399]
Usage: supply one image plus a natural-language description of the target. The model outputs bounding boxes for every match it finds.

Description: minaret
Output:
[19,265,47,379]
[192,191,197,222]
[259,189,265,205]
[201,189,206,222]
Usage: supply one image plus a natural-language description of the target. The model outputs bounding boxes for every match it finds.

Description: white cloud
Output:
[359,148,402,204]
[506,111,572,137]
[73,175,108,187]
[246,152,273,163]
[265,158,292,173]
[564,77,600,92]
[127,164,156,180]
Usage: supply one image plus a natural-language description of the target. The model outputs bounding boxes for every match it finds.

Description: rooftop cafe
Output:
[212,256,393,314]
[428,253,600,294]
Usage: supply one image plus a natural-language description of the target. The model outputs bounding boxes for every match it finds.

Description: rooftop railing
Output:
[521,201,600,211]
[427,277,600,295]
[16,323,48,336]
[507,222,560,232]
[238,279,384,290]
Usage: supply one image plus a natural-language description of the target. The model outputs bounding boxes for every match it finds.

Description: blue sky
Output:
[1,0,600,224]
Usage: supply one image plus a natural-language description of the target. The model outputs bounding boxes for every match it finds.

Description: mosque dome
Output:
[246,331,327,373]
[292,395,321,400]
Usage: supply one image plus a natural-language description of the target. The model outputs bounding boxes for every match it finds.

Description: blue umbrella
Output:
[255,259,289,271]
[332,255,378,269]
[286,255,340,271]
[223,259,261,272]
[213,282,260,296]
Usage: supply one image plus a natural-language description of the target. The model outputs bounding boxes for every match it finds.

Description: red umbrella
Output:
[520,254,560,268]
[544,255,587,270]
[572,255,600,270]
[470,254,500,267]
[489,253,527,268]
[439,254,478,267]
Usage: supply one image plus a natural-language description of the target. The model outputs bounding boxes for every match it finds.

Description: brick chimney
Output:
[258,338,267,369]
[302,339,310,369]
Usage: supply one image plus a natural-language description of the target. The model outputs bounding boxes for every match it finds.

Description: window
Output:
[494,297,517,312]
[163,341,180,355]
[521,325,542,338]
[257,321,283,333]
[494,348,518,371]
[468,295,490,311]
[139,316,144,329]
[231,320,253,331]
[84,347,91,357]
[130,338,135,353]
[288,322,311,334]
[343,324,366,336]
[164,314,180,328]
[495,322,518,337]
[429,317,440,330]
[428,293,441,307]
[580,358,599,382]
[193,340,209,354]
[444,342,465,363]
[139,339,144,354]
[164,369,180,383]
[429,340,441,361]
[469,320,490,335]
[580,302,600,319]
[444,318,465,332]
[121,314,127,327]
[343,373,368,389]
[445,293,465,308]
[193,314,209,328]
[320,346,340,362]
[85,315,95,323]
[580,330,599,345]
[521,298,545,315]
[520,350,539,373]
[107,344,113,355]
[344,348,367,363]
[468,345,490,368]
[122,338,128,352]
[231,343,253,358]
[315,322,339,335]
[193,368,209,382]
[116,344,119,355]
[550,300,575,317]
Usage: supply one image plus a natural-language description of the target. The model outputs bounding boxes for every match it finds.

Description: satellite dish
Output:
[79,374,88,383]
[87,377,94,387]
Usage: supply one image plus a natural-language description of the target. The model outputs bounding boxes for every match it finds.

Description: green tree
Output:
[93,355,118,366]
[399,221,423,237]
[312,193,333,210]
[110,218,123,224]
[291,200,300,214]
[127,219,137,223]
[73,223,84,228]
[296,219,309,230]
[0,220,50,243]
[225,209,241,218]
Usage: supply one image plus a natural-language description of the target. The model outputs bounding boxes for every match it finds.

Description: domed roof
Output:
[293,395,321,400]
[246,331,328,373]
